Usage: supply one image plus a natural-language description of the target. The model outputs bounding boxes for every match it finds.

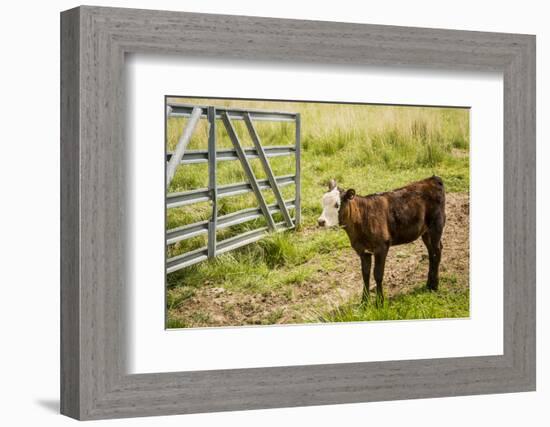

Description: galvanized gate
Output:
[166,103,301,274]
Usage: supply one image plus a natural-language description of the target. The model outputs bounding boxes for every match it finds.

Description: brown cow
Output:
[318,176,446,304]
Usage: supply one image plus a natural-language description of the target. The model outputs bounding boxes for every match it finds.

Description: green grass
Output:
[166,98,470,326]
[167,228,349,294]
[314,275,469,323]
[166,318,188,329]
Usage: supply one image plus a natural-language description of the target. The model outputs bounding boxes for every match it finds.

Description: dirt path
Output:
[170,193,470,327]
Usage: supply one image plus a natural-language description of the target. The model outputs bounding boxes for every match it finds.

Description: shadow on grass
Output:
[315,277,469,323]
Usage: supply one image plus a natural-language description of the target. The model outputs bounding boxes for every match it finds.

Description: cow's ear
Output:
[344,189,356,200]
[328,179,337,191]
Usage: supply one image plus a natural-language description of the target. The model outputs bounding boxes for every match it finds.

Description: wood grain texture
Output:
[60,7,80,419]
[60,6,536,420]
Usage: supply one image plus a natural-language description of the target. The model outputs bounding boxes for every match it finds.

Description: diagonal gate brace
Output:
[166,106,202,187]
[221,112,277,231]
[243,113,294,228]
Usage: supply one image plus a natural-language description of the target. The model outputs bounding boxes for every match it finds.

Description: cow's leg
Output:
[429,236,443,291]
[373,246,389,306]
[359,252,372,304]
[423,229,443,291]
[421,232,436,290]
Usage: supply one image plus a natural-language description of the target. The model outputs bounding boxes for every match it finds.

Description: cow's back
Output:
[382,176,445,245]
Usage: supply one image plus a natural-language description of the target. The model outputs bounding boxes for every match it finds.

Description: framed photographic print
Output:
[61,6,536,420]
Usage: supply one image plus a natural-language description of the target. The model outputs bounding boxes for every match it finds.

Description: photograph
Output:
[165,97,470,329]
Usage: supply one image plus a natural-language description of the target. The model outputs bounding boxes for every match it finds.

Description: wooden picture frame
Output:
[60,6,536,420]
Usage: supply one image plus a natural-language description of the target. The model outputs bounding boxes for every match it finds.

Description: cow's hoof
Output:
[374,294,384,307]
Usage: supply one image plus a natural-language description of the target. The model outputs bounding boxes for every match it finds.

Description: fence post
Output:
[207,107,217,258]
[295,113,301,227]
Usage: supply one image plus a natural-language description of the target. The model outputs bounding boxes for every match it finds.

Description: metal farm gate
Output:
[166,103,301,274]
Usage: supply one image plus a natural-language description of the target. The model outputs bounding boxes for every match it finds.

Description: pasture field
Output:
[166,97,470,328]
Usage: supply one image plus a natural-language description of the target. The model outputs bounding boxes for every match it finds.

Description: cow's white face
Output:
[318,188,340,227]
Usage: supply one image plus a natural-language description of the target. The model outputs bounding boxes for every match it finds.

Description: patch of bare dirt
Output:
[169,193,470,327]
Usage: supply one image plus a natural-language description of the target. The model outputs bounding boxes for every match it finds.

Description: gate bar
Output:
[166,106,202,187]
[169,103,297,122]
[221,112,276,231]
[166,174,296,209]
[167,145,296,164]
[167,200,296,245]
[243,113,294,228]
[167,221,287,273]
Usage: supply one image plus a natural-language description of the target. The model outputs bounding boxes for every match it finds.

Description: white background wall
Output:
[0,0,547,425]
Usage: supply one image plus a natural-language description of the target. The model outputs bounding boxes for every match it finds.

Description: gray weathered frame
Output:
[60,5,536,421]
